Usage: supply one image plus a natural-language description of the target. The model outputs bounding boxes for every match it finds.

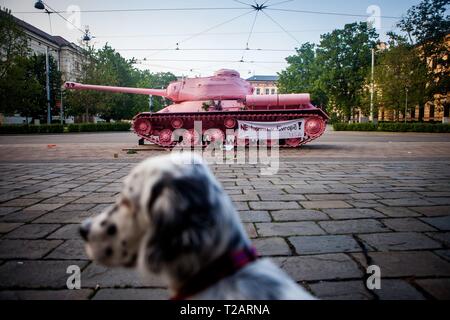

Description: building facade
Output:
[15,16,85,83]
[246,75,279,95]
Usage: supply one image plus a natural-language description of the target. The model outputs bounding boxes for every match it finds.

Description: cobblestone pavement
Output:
[0,131,449,300]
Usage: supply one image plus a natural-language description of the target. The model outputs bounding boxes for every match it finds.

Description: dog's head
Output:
[80,152,248,278]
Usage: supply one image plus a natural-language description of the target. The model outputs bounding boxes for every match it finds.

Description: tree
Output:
[277,43,328,108]
[65,44,177,121]
[316,22,379,120]
[0,8,29,81]
[398,0,450,100]
[374,35,428,120]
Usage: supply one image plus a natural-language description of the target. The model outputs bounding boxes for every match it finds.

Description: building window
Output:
[271,89,275,95]
[256,88,260,95]
[265,89,270,95]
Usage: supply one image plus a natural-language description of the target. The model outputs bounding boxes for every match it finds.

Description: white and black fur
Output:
[79,152,315,300]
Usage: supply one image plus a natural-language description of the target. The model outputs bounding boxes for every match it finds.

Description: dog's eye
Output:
[106,224,117,236]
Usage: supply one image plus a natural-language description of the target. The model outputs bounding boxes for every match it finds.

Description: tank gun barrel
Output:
[64,82,168,98]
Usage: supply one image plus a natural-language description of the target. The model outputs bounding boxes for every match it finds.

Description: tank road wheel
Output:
[134,118,152,135]
[171,118,184,129]
[224,117,237,129]
[286,138,302,148]
[159,129,173,147]
[305,117,325,137]
[182,129,200,147]
[204,128,225,144]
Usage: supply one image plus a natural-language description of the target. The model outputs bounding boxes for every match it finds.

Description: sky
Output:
[2,0,423,78]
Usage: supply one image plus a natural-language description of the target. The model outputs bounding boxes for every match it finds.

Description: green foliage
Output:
[67,122,131,132]
[0,124,64,134]
[334,122,450,133]
[278,43,328,108]
[398,0,450,96]
[65,45,177,121]
[374,34,429,117]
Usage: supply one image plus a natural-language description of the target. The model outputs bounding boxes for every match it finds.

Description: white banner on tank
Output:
[237,119,305,140]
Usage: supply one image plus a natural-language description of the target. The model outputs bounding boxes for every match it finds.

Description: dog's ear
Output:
[145,166,217,271]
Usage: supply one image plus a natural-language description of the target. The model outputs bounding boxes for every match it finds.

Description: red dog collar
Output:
[171,246,258,300]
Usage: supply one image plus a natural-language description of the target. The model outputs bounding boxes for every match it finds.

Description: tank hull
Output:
[132,108,329,148]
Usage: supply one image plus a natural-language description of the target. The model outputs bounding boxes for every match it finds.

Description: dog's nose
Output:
[79,220,92,241]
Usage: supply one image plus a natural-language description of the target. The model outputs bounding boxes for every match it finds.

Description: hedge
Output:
[333,122,450,133]
[67,122,131,132]
[0,124,64,134]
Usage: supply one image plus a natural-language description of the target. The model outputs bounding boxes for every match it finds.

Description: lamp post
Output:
[34,1,52,124]
[405,87,409,124]
[370,48,375,123]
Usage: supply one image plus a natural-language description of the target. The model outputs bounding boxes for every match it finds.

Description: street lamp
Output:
[34,1,45,10]
[34,1,52,124]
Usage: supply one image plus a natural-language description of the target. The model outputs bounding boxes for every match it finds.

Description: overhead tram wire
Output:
[142,9,254,60]
[38,2,85,34]
[13,7,249,14]
[266,0,295,7]
[118,48,295,52]
[265,8,401,19]
[261,10,301,45]
[241,10,260,61]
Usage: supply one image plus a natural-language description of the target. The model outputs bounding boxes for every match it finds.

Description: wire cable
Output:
[261,10,300,45]
[266,7,401,19]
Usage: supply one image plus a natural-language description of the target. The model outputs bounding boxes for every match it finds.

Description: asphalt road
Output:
[1,126,450,145]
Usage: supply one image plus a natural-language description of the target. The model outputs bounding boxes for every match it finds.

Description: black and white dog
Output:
[79,152,314,300]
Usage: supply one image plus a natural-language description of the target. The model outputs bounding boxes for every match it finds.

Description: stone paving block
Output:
[41,197,80,205]
[375,280,425,300]
[304,194,352,201]
[0,260,88,289]
[374,192,420,199]
[256,222,325,237]
[426,232,450,246]
[0,210,48,223]
[271,210,329,222]
[434,250,450,262]
[378,198,434,207]
[289,235,362,255]
[73,196,115,204]
[0,239,62,259]
[318,219,389,235]
[81,263,165,288]
[300,201,352,210]
[420,216,450,231]
[238,211,271,223]
[352,251,450,277]
[375,207,421,218]
[358,232,442,251]
[285,187,329,195]
[410,206,450,217]
[273,254,362,281]
[230,194,259,202]
[56,203,96,211]
[309,281,373,300]
[0,207,22,216]
[47,224,81,240]
[4,224,60,239]
[0,289,93,300]
[0,198,42,207]
[323,208,384,220]
[382,218,437,232]
[253,237,291,256]
[258,193,307,201]
[92,288,169,300]
[349,193,380,200]
[0,222,23,233]
[46,240,88,260]
[34,210,96,224]
[415,279,450,300]
[23,203,65,212]
[249,201,300,210]
[428,198,450,205]
[244,223,257,239]
[233,202,250,211]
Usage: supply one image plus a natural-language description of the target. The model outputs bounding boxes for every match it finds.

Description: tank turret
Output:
[64,69,329,148]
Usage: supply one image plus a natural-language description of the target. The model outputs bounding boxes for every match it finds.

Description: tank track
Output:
[132,109,328,148]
